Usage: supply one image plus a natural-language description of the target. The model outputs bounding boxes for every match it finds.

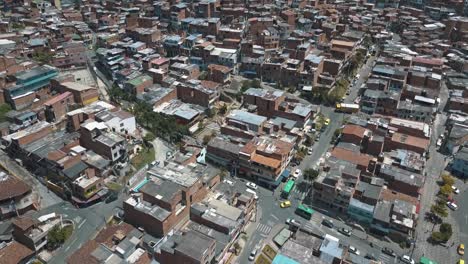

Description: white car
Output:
[348,246,360,255]
[246,182,258,190]
[447,201,458,210]
[294,169,301,178]
[248,249,257,261]
[400,255,415,264]
[452,185,460,194]
[307,148,313,155]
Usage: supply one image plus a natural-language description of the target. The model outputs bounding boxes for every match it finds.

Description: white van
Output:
[245,189,259,200]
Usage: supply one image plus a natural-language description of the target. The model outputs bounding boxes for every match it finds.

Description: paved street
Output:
[344,55,377,104]
[0,150,61,209]
[409,80,459,264]
[48,194,126,264]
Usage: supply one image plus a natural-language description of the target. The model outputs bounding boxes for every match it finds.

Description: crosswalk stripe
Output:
[257,224,272,234]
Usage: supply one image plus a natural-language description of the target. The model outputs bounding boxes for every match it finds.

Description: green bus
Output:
[281,179,295,198]
[295,204,314,220]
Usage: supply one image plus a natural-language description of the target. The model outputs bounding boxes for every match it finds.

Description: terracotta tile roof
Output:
[391,133,429,150]
[47,150,67,161]
[12,216,37,231]
[67,223,135,264]
[251,153,281,168]
[200,80,220,90]
[0,241,34,264]
[412,56,443,66]
[43,91,73,106]
[381,188,418,206]
[342,124,367,138]
[0,175,31,202]
[95,222,134,248]
[331,147,373,169]
[67,240,100,264]
[208,64,231,73]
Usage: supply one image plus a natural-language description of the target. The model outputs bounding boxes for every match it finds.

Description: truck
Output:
[336,103,359,113]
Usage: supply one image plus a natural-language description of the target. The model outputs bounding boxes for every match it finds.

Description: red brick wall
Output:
[15,125,53,146]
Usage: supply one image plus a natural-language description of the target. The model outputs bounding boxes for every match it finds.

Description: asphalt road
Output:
[236,54,384,263]
[344,55,376,104]
[48,195,126,264]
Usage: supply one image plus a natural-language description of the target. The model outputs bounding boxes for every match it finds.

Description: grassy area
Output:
[106,182,123,192]
[262,244,277,260]
[130,147,155,170]
[255,254,272,264]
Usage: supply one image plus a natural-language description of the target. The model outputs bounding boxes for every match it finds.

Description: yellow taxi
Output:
[458,259,464,264]
[324,118,330,126]
[280,200,291,208]
[458,244,465,256]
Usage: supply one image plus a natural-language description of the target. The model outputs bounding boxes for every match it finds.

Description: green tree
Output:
[442,174,455,186]
[251,79,261,88]
[219,104,228,115]
[241,80,251,92]
[431,200,448,218]
[143,132,156,146]
[0,104,12,122]
[303,168,319,182]
[439,184,452,197]
[33,51,53,65]
[431,223,453,243]
[47,225,73,250]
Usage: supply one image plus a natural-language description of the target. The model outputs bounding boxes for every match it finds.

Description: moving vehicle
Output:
[280,200,291,208]
[348,246,360,255]
[248,249,257,261]
[447,201,458,210]
[245,189,258,200]
[364,253,376,260]
[307,148,313,155]
[458,244,465,255]
[400,255,415,264]
[335,103,360,113]
[381,247,396,257]
[452,185,460,194]
[105,191,118,203]
[293,169,301,178]
[246,182,258,190]
[286,218,301,229]
[324,118,330,126]
[322,219,334,228]
[295,204,314,220]
[338,228,351,237]
[281,179,295,199]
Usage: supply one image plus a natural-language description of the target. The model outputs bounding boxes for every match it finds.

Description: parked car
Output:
[280,200,291,208]
[364,253,377,260]
[447,201,458,210]
[348,246,360,255]
[452,185,460,194]
[248,249,257,261]
[286,218,301,229]
[322,219,334,228]
[338,228,351,237]
[458,244,465,255]
[293,169,301,178]
[307,148,313,155]
[381,247,396,257]
[246,182,258,190]
[400,255,415,264]
[105,191,118,204]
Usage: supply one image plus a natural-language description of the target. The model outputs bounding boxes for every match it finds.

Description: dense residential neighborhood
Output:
[0,0,466,264]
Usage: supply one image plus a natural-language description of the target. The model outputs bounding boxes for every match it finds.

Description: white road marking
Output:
[78,219,87,229]
[271,214,279,221]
